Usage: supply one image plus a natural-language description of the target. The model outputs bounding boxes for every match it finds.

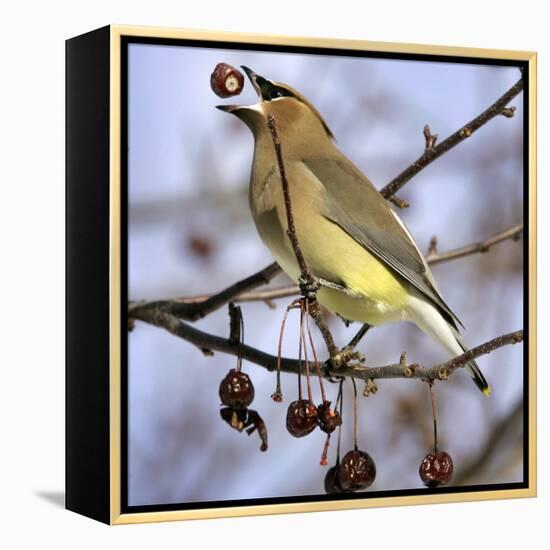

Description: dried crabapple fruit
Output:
[324,464,346,494]
[338,449,376,492]
[419,451,454,488]
[286,399,318,438]
[210,63,244,98]
[219,369,254,408]
[317,401,342,434]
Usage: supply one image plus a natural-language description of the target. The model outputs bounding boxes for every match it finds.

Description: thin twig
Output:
[426,223,523,265]
[266,115,310,280]
[267,114,339,358]
[388,195,410,209]
[308,305,339,358]
[380,77,523,200]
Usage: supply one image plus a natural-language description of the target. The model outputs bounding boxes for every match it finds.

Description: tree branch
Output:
[130,307,523,383]
[128,261,280,321]
[380,77,523,200]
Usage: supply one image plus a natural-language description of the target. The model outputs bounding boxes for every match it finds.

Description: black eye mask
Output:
[256,77,295,102]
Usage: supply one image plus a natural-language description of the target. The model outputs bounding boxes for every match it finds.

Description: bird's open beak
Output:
[215,104,240,113]
[215,66,263,114]
[240,65,262,97]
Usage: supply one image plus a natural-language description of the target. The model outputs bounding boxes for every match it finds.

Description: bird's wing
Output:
[303,156,463,330]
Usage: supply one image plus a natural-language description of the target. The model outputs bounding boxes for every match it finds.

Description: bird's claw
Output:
[299,275,321,302]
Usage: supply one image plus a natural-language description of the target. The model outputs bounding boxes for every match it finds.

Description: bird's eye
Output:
[270,89,282,99]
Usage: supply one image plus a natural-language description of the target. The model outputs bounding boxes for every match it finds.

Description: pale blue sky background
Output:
[127,43,523,506]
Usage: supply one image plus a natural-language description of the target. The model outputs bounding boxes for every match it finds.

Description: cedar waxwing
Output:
[217,66,490,396]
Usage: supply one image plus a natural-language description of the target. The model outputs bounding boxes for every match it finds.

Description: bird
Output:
[216,66,490,396]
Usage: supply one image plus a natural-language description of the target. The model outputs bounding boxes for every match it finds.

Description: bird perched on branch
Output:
[217,66,490,396]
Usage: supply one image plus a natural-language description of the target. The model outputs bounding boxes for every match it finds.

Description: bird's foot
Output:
[298,275,321,302]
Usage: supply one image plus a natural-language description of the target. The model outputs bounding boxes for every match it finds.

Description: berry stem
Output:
[237,309,245,372]
[320,375,344,466]
[297,308,304,402]
[351,377,359,452]
[320,433,331,466]
[305,299,327,403]
[228,303,244,372]
[429,381,439,453]
[299,300,314,403]
[273,306,290,401]
[336,379,344,463]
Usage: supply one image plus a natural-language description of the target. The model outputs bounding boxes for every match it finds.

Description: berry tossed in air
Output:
[210,63,245,98]
[338,450,376,492]
[419,451,454,488]
[324,464,346,494]
[219,369,255,408]
[286,399,318,438]
[317,401,342,434]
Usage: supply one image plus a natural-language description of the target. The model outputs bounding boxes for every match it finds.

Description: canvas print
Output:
[126,41,526,510]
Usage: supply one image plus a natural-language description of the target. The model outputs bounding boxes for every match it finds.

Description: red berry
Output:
[324,464,345,494]
[419,451,454,487]
[219,369,254,408]
[317,401,342,434]
[286,399,318,438]
[210,63,245,98]
[338,450,376,491]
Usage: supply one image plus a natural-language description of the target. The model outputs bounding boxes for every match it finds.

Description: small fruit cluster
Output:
[218,368,268,452]
[213,299,455,493]
[286,399,342,437]
[218,305,268,452]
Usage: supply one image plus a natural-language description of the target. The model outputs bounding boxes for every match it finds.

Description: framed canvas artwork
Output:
[66,25,536,524]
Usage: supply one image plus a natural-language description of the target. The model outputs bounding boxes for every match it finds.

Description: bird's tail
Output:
[455,338,491,396]
[407,297,491,396]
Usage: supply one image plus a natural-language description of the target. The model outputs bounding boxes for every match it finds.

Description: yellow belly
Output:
[254,204,409,326]
[251,160,409,326]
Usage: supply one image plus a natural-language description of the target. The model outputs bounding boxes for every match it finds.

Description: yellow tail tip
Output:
[483,386,492,397]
